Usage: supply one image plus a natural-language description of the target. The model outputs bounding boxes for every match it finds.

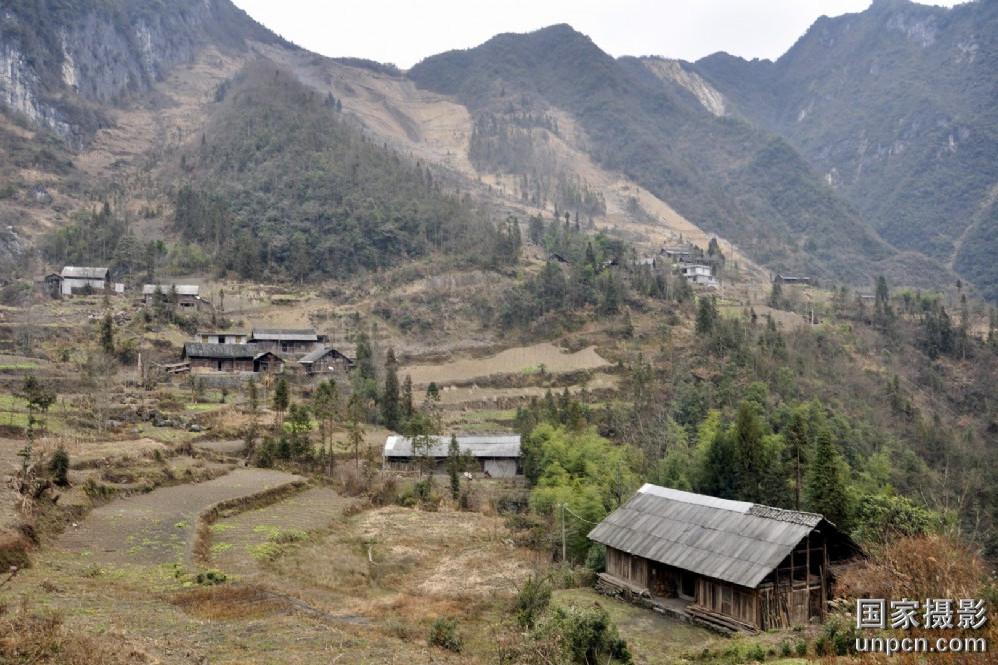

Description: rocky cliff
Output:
[0,0,284,145]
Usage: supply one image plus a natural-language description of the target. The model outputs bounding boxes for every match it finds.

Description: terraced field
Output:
[56,468,305,566]
[209,486,357,577]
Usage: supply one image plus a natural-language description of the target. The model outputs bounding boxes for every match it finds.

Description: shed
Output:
[251,328,320,355]
[60,266,109,295]
[774,274,813,286]
[588,484,864,632]
[298,347,354,376]
[383,434,521,477]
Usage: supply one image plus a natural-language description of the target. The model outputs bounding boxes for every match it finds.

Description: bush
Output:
[531,604,632,665]
[428,616,462,652]
[584,542,606,573]
[513,573,551,629]
[48,444,69,486]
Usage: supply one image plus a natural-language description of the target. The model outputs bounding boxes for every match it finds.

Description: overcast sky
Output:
[230,0,967,69]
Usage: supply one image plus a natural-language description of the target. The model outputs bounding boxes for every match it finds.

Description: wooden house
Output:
[60,266,109,295]
[194,331,248,344]
[588,485,864,632]
[250,328,320,355]
[142,284,200,307]
[298,347,354,376]
[774,274,813,286]
[383,435,521,477]
[182,343,284,374]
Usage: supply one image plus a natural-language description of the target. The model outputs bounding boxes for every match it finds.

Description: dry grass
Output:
[171,584,283,620]
[0,609,151,664]
[403,342,610,387]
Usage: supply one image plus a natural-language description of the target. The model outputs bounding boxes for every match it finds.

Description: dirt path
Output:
[56,469,305,567]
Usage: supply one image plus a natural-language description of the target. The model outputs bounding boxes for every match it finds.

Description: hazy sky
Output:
[230,0,967,69]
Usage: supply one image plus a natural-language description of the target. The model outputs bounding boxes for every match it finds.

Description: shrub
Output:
[584,542,606,573]
[531,604,632,665]
[428,616,462,652]
[794,638,808,657]
[513,573,551,629]
[48,445,69,486]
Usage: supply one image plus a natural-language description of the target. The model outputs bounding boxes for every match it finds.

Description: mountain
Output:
[0,0,284,146]
[691,0,998,298]
[409,24,915,286]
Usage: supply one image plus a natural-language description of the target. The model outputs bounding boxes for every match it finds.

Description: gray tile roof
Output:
[298,347,353,364]
[588,484,838,589]
[252,328,318,342]
[61,266,109,279]
[383,435,521,459]
[182,343,264,359]
[142,284,200,296]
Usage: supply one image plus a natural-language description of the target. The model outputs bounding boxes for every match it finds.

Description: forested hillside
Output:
[409,25,912,286]
[692,0,998,299]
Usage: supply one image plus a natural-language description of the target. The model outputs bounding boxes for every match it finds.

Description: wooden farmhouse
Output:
[142,284,200,307]
[182,343,283,374]
[773,274,813,286]
[383,435,521,477]
[298,347,354,376]
[250,328,320,355]
[588,484,864,632]
[59,266,110,295]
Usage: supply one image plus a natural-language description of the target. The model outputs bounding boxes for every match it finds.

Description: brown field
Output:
[56,468,304,566]
[403,342,611,387]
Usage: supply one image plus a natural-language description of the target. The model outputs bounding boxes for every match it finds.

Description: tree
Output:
[401,374,414,424]
[731,401,766,503]
[446,434,462,500]
[17,374,56,436]
[695,296,718,335]
[805,427,851,529]
[424,382,442,432]
[347,392,366,467]
[313,379,340,455]
[381,348,400,431]
[354,330,375,382]
[49,444,69,486]
[769,281,783,310]
[272,376,290,427]
[98,312,115,354]
[404,411,438,477]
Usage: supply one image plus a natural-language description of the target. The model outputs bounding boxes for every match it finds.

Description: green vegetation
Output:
[169,59,521,281]
[410,25,899,284]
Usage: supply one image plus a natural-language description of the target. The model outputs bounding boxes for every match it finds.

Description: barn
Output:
[588,484,864,632]
[382,435,521,477]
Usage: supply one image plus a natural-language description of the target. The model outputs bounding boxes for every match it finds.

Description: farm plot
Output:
[404,342,611,386]
[209,486,358,577]
[267,504,542,620]
[56,468,305,567]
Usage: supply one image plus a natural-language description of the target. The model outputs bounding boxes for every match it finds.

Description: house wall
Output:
[483,459,517,478]
[62,277,105,295]
[695,577,759,628]
[255,340,317,355]
[190,357,255,372]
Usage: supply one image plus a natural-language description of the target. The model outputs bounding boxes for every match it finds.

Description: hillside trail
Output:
[56,468,305,567]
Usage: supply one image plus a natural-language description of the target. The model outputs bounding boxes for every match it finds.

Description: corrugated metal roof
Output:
[61,266,108,279]
[183,343,264,359]
[142,284,200,296]
[252,328,318,342]
[588,484,827,589]
[383,435,520,458]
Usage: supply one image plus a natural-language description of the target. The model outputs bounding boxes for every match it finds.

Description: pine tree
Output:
[99,313,115,354]
[805,428,851,529]
[272,376,289,427]
[401,374,414,424]
[447,434,461,500]
[381,348,400,431]
[731,401,765,503]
